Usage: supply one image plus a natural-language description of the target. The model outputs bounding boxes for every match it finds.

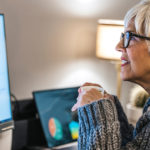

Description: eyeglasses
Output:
[121,31,150,48]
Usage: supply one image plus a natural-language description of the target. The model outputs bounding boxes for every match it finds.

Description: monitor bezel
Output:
[0,13,14,133]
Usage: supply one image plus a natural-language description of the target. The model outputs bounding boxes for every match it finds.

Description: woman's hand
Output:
[71,82,114,111]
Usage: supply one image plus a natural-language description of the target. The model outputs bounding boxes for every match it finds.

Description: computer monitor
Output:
[33,87,79,148]
[0,14,14,133]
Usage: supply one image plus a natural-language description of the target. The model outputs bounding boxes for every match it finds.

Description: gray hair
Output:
[124,0,150,49]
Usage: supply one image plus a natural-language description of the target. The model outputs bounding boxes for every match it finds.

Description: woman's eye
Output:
[130,36,136,41]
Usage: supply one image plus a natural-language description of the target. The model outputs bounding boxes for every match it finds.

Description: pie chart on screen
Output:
[48,118,63,140]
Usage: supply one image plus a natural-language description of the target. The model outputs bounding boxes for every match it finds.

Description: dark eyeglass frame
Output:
[121,31,150,48]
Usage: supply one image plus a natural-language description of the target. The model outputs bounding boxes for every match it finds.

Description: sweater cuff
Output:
[78,99,118,130]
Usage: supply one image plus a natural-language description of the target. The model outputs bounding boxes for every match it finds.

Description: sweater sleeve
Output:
[113,96,134,146]
[121,111,150,150]
[78,99,121,150]
[77,99,150,150]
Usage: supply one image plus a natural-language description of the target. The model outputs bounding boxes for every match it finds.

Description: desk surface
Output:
[25,145,77,150]
[25,142,77,150]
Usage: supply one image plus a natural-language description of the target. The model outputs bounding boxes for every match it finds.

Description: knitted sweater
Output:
[77,96,150,150]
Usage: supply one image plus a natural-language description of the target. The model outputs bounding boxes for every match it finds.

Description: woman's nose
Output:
[115,39,125,52]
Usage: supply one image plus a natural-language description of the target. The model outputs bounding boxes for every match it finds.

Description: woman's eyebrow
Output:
[125,30,135,33]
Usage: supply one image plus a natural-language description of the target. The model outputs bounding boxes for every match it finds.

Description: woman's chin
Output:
[120,74,131,81]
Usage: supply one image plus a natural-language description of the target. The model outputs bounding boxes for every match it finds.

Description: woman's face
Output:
[116,20,150,84]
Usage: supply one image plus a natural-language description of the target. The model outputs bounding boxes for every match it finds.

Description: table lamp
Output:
[96,19,124,98]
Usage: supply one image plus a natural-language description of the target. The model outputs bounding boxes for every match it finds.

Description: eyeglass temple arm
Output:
[131,33,150,40]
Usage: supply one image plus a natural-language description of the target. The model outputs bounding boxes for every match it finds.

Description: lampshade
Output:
[96,19,124,61]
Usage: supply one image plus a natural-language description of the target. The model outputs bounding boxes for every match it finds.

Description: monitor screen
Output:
[33,87,79,148]
[0,14,14,132]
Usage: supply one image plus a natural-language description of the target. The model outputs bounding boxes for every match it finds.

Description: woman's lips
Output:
[121,57,130,67]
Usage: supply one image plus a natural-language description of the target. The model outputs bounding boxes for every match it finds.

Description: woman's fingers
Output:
[71,103,78,111]
[78,88,103,107]
[73,82,113,111]
[78,82,102,94]
[82,82,101,87]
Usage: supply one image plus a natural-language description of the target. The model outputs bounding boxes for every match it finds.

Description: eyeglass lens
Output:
[121,32,132,48]
[124,32,130,48]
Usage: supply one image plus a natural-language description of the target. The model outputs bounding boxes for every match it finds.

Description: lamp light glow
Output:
[96,19,124,61]
[96,19,124,98]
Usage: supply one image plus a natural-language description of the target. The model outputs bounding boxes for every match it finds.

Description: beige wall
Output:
[0,0,140,100]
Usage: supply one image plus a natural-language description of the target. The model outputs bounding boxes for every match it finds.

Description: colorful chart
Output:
[48,118,63,140]
[69,121,79,140]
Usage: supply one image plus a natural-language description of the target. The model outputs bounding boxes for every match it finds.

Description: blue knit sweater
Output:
[77,96,150,150]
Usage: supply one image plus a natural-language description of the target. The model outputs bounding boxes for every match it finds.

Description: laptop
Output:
[33,87,79,150]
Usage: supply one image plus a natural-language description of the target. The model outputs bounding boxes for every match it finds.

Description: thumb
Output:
[71,103,78,112]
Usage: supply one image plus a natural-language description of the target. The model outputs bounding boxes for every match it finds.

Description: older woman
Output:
[72,0,150,149]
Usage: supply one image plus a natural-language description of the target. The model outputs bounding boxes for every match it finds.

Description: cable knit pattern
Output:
[113,96,134,146]
[78,99,121,150]
[78,97,150,150]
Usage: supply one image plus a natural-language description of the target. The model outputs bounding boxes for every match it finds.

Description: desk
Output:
[0,130,12,150]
